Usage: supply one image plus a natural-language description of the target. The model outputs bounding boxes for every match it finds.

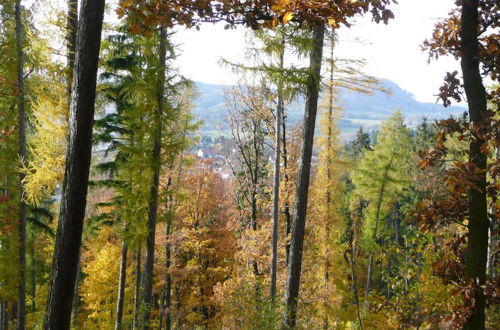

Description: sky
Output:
[171,0,461,104]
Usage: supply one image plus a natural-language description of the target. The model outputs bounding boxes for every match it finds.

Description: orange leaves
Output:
[117,0,396,33]
[436,71,462,107]
[129,23,139,35]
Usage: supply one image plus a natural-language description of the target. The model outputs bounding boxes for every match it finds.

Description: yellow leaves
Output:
[23,77,68,206]
[271,0,290,11]
[282,12,293,24]
[328,17,337,27]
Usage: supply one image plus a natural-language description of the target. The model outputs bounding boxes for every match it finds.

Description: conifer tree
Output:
[0,2,20,324]
[351,110,411,295]
[14,0,27,327]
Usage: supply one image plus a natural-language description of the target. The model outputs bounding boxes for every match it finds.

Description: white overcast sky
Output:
[171,0,460,103]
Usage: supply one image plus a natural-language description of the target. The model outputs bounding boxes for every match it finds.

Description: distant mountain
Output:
[192,80,465,138]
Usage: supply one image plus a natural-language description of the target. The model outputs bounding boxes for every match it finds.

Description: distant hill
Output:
[192,80,465,138]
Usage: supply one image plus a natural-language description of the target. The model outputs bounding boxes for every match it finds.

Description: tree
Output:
[352,110,412,295]
[0,9,20,319]
[14,0,27,327]
[421,0,498,327]
[224,84,273,277]
[345,127,371,160]
[459,2,490,327]
[140,26,167,330]
[43,0,106,328]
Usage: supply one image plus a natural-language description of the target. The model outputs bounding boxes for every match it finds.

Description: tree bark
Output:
[163,220,172,330]
[159,173,173,330]
[282,23,324,329]
[323,29,335,330]
[141,27,167,330]
[43,0,105,328]
[30,232,35,313]
[460,1,488,329]
[271,39,285,302]
[71,251,81,327]
[282,114,292,265]
[14,0,26,328]
[488,147,498,278]
[0,301,6,330]
[66,0,77,104]
[349,244,363,329]
[115,240,128,330]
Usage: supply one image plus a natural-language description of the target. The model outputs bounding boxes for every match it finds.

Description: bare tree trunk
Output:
[141,27,167,330]
[282,23,325,329]
[43,0,105,328]
[461,1,488,328]
[14,1,26,328]
[271,39,285,302]
[115,240,128,330]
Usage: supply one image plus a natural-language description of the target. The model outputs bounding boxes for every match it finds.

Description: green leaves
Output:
[352,110,412,247]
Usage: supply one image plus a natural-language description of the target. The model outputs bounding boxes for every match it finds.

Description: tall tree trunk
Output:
[0,301,5,330]
[271,39,285,302]
[460,1,488,328]
[133,247,142,330]
[251,188,259,276]
[71,251,81,328]
[30,232,35,313]
[163,220,172,330]
[282,23,325,329]
[14,0,26,328]
[141,27,167,330]
[43,0,105,328]
[159,172,173,330]
[282,114,292,265]
[115,239,128,330]
[365,154,394,296]
[62,3,78,322]
[350,244,363,329]
[323,29,335,330]
[66,0,77,104]
[489,147,498,278]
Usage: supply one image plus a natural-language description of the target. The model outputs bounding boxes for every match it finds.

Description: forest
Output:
[0,0,498,329]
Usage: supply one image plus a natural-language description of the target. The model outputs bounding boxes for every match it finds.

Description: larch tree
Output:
[14,0,27,327]
[139,27,165,329]
[351,110,412,296]
[118,2,396,327]
[0,0,21,325]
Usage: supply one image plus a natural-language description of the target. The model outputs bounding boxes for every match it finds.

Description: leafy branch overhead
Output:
[118,0,396,33]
